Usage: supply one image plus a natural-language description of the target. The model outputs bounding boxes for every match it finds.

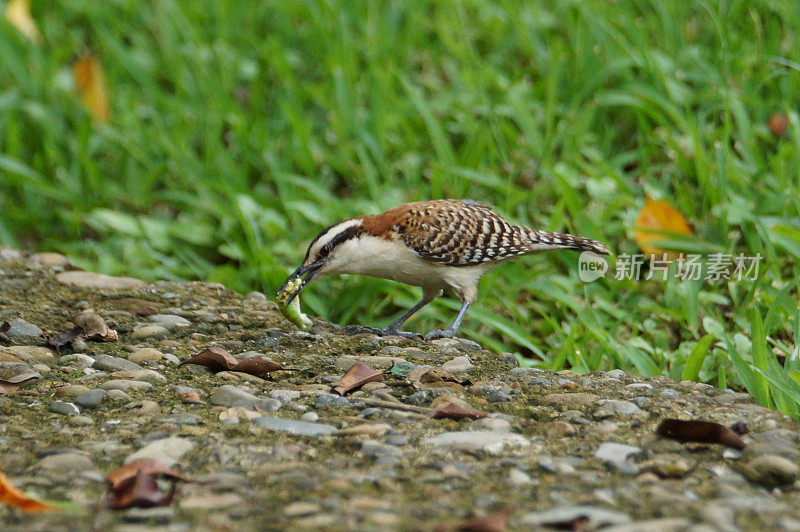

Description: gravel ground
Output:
[1,248,799,531]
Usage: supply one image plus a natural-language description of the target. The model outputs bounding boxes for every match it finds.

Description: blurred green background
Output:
[2,1,800,415]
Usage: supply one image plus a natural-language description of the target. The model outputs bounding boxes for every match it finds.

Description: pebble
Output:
[179,492,242,510]
[210,385,281,411]
[441,355,474,374]
[744,454,800,488]
[101,379,154,391]
[148,314,192,329]
[0,345,55,363]
[301,412,319,422]
[0,247,23,262]
[111,369,166,382]
[131,324,169,340]
[3,319,43,338]
[423,431,530,454]
[520,505,631,529]
[124,436,195,467]
[28,252,69,269]
[361,440,403,464]
[595,442,641,474]
[507,468,534,486]
[59,353,95,369]
[315,394,351,408]
[157,413,202,425]
[74,389,107,409]
[252,416,337,437]
[268,389,302,403]
[55,384,91,398]
[468,417,512,432]
[542,392,600,407]
[55,270,145,290]
[128,348,165,364]
[49,400,80,416]
[35,452,97,474]
[92,354,142,372]
[106,389,133,402]
[594,400,646,419]
[547,420,578,438]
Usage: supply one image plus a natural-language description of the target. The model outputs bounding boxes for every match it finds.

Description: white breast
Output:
[323,234,491,301]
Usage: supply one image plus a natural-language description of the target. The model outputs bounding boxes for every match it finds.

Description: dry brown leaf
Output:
[5,0,41,43]
[407,366,471,387]
[73,53,110,123]
[233,356,290,378]
[178,347,239,373]
[106,459,192,510]
[434,512,508,532]
[0,365,40,395]
[179,348,293,379]
[0,469,54,512]
[330,361,382,395]
[432,400,489,421]
[655,418,746,450]
[633,197,692,259]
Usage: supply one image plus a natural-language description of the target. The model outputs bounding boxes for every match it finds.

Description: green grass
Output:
[2,0,800,416]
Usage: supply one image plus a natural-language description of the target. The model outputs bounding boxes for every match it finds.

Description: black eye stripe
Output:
[305,224,363,263]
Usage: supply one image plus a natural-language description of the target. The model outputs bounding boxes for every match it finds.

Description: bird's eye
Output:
[319,244,332,258]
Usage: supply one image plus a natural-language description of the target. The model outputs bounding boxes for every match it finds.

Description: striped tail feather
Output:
[524,229,612,255]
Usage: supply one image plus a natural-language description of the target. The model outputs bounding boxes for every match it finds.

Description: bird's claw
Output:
[424,329,457,341]
[345,325,422,340]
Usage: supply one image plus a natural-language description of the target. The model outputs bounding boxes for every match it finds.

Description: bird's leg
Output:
[424,301,471,340]
[346,297,431,339]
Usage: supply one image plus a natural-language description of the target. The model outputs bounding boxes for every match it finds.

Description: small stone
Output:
[0,247,23,262]
[56,271,145,290]
[148,314,191,330]
[124,436,195,467]
[507,468,534,486]
[126,400,161,414]
[74,389,107,409]
[253,416,336,437]
[131,325,169,340]
[0,346,55,363]
[594,400,645,419]
[54,384,91,398]
[157,413,202,425]
[468,417,512,433]
[521,505,630,529]
[284,501,321,518]
[423,431,530,454]
[92,354,142,372]
[315,394,351,408]
[268,389,302,403]
[744,454,800,488]
[179,492,242,510]
[547,420,578,438]
[68,415,95,426]
[3,319,43,338]
[361,440,402,464]
[28,252,69,269]
[358,407,382,419]
[210,385,281,411]
[111,369,166,382]
[35,452,97,474]
[647,454,695,479]
[101,379,154,392]
[606,369,627,379]
[49,400,80,416]
[106,389,133,402]
[301,412,319,422]
[595,442,641,474]
[441,356,474,374]
[542,392,600,407]
[128,348,164,364]
[59,354,95,369]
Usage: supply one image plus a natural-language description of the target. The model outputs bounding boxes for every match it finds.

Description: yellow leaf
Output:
[0,469,55,512]
[633,196,693,258]
[5,0,41,43]
[73,53,110,123]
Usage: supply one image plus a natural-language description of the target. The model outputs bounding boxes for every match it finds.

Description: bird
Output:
[278,199,611,340]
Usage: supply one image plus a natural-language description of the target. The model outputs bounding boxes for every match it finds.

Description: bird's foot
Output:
[424,328,458,341]
[345,325,422,340]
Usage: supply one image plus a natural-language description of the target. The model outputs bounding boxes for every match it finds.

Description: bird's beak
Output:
[277,262,324,306]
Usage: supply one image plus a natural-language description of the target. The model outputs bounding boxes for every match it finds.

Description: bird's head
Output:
[277,218,365,305]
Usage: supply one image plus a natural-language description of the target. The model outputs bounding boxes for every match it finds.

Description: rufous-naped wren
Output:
[278,199,611,340]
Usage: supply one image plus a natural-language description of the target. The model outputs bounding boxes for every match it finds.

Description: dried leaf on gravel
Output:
[178,347,239,372]
[178,348,292,379]
[106,459,192,510]
[633,197,693,259]
[655,418,746,450]
[434,511,508,532]
[48,311,116,349]
[0,469,54,512]
[0,366,40,395]
[431,400,489,421]
[330,361,382,395]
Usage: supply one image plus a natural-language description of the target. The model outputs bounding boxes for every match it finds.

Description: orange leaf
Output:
[5,0,41,43]
[0,470,55,512]
[633,197,692,258]
[73,53,110,123]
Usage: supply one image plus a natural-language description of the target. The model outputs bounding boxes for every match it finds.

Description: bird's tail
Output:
[524,229,612,255]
